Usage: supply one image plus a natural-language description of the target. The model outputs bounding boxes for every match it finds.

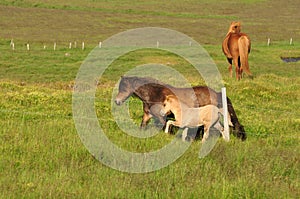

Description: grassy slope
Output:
[0,0,299,198]
[0,0,299,44]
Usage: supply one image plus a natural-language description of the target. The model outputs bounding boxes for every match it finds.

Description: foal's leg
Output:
[214,122,229,142]
[201,124,210,143]
[165,120,183,134]
[201,129,210,143]
[165,120,174,133]
[182,128,188,141]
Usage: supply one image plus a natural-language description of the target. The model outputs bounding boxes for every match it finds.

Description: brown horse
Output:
[222,22,252,80]
[115,76,246,140]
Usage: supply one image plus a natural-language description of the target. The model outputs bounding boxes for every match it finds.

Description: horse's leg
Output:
[165,120,183,134]
[149,104,166,129]
[182,128,188,141]
[233,57,240,80]
[214,122,229,142]
[229,64,233,78]
[227,58,233,78]
[201,124,210,143]
[165,120,174,133]
[140,103,152,129]
[141,113,152,129]
[201,129,210,143]
[238,56,243,79]
[226,97,247,141]
[240,67,243,79]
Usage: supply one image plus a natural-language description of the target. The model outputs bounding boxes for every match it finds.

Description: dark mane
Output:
[121,76,168,88]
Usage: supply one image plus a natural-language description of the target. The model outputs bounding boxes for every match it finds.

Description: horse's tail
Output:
[217,94,247,141]
[238,36,253,78]
[222,33,232,59]
[218,108,233,127]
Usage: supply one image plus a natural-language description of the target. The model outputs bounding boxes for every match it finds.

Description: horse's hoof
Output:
[237,131,247,141]
[239,133,247,141]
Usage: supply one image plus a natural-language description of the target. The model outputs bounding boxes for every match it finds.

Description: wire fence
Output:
[4,37,299,52]
[8,40,92,51]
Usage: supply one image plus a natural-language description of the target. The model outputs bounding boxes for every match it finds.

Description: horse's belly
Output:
[182,111,202,127]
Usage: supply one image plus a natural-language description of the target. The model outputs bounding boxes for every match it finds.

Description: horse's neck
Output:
[132,78,144,89]
[171,101,202,127]
[171,101,189,121]
[132,79,148,98]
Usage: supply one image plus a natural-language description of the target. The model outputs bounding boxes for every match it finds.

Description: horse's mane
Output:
[122,76,174,89]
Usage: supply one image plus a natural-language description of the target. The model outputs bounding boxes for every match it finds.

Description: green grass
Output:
[1,0,300,198]
[0,0,299,44]
[1,41,299,198]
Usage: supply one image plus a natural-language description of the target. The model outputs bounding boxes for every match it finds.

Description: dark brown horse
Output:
[115,76,246,140]
[222,22,252,80]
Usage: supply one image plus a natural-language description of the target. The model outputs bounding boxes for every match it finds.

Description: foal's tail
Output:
[238,36,253,77]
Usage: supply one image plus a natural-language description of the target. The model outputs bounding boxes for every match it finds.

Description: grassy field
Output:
[1,0,300,198]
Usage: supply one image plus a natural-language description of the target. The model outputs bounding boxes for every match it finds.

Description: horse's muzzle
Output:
[115,99,123,105]
[160,109,166,116]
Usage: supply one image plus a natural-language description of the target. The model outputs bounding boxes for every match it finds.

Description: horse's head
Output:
[228,21,241,34]
[115,76,134,105]
[160,95,177,116]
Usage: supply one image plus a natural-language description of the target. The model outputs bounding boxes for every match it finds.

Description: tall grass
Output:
[1,40,299,198]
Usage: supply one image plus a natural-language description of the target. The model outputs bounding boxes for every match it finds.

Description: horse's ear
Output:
[166,95,175,102]
[165,95,171,101]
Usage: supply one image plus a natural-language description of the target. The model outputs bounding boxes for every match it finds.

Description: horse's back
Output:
[228,34,240,53]
[192,86,218,107]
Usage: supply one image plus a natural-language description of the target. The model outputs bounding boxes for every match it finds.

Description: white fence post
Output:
[290,38,293,45]
[10,39,15,50]
[10,40,15,50]
[26,43,30,51]
[54,42,56,51]
[221,87,230,141]
[82,41,85,50]
[267,38,271,46]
